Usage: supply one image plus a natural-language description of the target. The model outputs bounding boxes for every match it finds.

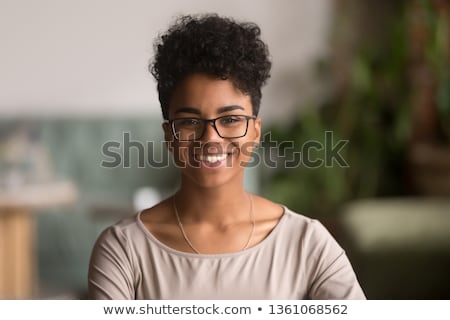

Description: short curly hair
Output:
[150,14,271,120]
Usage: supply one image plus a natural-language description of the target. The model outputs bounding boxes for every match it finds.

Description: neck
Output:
[174,178,251,225]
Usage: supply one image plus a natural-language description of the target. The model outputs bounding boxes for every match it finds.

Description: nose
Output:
[201,121,222,141]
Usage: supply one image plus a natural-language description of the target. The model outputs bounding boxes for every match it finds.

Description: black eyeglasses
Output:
[165,115,256,141]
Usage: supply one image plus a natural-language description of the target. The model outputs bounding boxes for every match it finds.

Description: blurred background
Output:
[0,0,449,299]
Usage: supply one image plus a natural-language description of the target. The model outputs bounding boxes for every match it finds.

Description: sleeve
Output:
[306,220,366,300]
[88,226,136,299]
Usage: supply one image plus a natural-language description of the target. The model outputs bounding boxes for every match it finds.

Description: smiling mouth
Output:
[190,144,239,167]
[197,154,228,163]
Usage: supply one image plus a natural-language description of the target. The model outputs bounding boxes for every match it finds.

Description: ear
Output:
[162,122,174,152]
[252,117,262,144]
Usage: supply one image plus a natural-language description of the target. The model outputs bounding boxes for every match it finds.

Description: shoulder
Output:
[89,213,143,299]
[100,213,141,238]
[253,195,323,231]
[93,198,175,255]
[250,195,336,247]
[91,214,143,258]
[284,208,331,235]
[275,206,342,251]
[97,197,171,241]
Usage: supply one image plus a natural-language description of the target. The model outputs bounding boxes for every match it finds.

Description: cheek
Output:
[171,141,207,169]
[235,140,258,167]
[170,142,190,165]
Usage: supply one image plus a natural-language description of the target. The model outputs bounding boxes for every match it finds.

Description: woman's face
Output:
[164,73,261,189]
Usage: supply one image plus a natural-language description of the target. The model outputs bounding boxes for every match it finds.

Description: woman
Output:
[88,14,365,299]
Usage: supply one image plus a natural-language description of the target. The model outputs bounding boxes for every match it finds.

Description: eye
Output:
[177,118,200,127]
[219,115,245,126]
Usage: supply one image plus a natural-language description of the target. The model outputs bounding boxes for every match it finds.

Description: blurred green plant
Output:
[262,0,449,217]
[426,0,450,139]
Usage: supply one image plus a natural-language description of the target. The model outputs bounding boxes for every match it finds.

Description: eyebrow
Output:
[174,107,201,115]
[217,105,245,113]
[174,105,245,115]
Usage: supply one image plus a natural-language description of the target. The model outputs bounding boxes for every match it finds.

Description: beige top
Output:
[88,207,365,299]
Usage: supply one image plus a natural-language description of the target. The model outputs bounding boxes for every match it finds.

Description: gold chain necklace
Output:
[173,194,255,254]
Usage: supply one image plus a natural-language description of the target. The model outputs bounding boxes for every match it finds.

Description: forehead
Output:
[168,73,252,115]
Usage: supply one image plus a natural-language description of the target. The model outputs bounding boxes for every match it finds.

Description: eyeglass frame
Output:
[164,115,257,141]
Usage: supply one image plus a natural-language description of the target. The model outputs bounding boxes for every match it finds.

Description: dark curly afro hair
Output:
[150,14,272,120]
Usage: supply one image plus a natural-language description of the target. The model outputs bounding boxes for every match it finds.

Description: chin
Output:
[181,168,244,190]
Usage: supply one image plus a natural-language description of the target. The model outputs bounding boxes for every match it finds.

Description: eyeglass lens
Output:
[172,115,252,140]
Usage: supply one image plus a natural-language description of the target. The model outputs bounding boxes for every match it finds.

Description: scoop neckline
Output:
[135,205,289,259]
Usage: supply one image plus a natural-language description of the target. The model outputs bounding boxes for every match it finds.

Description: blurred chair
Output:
[340,198,450,299]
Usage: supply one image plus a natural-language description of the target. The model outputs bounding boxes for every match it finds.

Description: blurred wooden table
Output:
[0,181,77,299]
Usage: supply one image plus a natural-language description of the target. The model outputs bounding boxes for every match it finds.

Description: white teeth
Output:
[198,154,227,163]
